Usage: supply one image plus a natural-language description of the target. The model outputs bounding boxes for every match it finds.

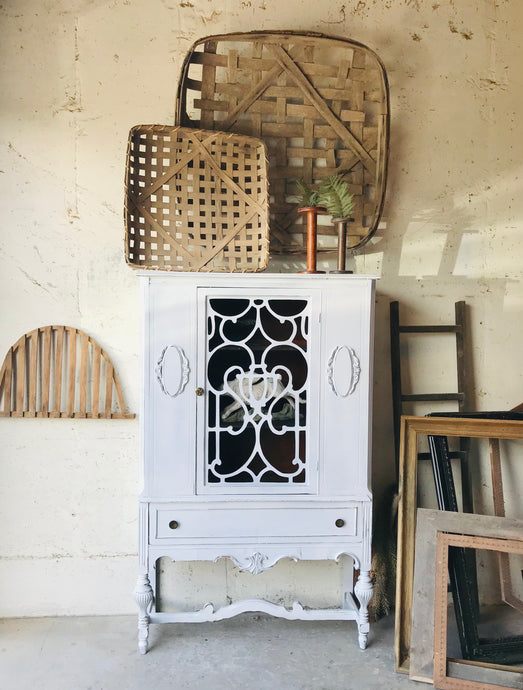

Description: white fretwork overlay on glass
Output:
[205,297,310,486]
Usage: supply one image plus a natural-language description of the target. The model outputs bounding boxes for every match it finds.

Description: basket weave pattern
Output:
[125,125,269,272]
[176,32,389,253]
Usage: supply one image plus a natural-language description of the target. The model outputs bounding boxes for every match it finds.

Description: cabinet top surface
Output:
[138,271,378,283]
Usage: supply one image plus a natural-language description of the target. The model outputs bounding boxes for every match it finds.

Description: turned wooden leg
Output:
[134,573,154,654]
[354,570,373,650]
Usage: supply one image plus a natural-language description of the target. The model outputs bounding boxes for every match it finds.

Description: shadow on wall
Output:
[353,23,521,503]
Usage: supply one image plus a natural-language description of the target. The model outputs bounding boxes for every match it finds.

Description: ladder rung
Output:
[401,393,464,402]
[399,325,461,333]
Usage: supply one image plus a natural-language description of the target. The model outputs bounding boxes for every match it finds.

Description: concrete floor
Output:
[0,613,425,690]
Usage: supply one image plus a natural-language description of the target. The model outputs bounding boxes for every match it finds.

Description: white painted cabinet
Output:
[135,272,375,653]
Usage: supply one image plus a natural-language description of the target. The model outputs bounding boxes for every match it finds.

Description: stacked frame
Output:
[394,415,523,675]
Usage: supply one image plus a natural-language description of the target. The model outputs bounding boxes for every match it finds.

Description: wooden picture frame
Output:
[428,432,523,664]
[434,530,523,690]
[394,415,523,674]
[409,509,523,684]
[490,438,523,614]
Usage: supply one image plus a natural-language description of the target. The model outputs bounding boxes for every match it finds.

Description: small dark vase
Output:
[298,206,325,274]
[330,217,353,274]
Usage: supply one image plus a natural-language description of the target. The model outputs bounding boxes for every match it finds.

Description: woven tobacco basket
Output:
[124,125,269,272]
[175,31,390,254]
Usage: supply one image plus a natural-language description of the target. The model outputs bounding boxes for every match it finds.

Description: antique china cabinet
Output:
[134,272,375,653]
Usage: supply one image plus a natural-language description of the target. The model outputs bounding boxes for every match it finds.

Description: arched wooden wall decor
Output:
[0,326,135,419]
[176,31,390,254]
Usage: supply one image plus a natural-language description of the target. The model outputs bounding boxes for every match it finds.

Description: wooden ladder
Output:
[389,301,472,509]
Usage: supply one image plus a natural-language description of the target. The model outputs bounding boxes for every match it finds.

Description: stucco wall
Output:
[0,0,522,617]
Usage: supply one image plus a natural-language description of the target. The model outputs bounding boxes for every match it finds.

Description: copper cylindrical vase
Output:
[298,207,325,274]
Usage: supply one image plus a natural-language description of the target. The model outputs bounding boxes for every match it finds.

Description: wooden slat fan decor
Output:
[0,326,135,419]
[175,31,390,254]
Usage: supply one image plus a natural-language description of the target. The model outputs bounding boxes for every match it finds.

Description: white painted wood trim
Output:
[148,598,360,624]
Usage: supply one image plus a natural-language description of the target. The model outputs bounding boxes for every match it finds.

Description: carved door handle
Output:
[327,345,361,397]
[155,345,190,398]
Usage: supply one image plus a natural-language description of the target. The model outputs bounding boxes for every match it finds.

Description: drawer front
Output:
[152,505,358,541]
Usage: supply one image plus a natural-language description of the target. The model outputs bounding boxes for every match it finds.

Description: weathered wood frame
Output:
[434,530,523,690]
[490,438,523,614]
[394,415,523,674]
[428,430,523,664]
[409,509,523,684]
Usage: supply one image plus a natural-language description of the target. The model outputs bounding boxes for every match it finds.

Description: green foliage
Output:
[295,178,320,208]
[294,173,354,219]
[318,173,354,219]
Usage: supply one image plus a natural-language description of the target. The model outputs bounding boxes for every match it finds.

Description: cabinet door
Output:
[143,278,197,497]
[196,288,321,495]
[321,280,374,496]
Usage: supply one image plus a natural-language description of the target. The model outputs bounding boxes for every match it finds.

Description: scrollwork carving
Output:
[155,345,190,398]
[327,345,360,397]
[228,552,300,574]
[230,552,270,575]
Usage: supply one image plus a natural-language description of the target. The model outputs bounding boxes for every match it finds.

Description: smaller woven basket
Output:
[124,125,269,272]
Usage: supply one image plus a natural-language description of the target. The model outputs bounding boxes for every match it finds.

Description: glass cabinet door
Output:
[197,289,320,494]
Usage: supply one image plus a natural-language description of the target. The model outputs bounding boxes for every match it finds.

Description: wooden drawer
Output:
[151,504,359,541]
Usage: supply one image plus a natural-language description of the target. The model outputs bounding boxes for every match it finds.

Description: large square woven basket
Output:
[124,125,269,272]
[176,31,389,254]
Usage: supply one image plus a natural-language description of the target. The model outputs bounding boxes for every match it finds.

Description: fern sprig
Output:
[295,178,321,208]
[318,173,354,219]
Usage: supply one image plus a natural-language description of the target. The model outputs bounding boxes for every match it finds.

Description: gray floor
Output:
[0,613,425,689]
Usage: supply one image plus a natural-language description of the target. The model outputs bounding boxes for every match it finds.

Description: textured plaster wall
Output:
[0,0,522,616]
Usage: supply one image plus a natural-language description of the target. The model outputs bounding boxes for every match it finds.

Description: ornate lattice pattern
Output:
[205,297,310,485]
[176,31,389,253]
[125,126,269,271]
